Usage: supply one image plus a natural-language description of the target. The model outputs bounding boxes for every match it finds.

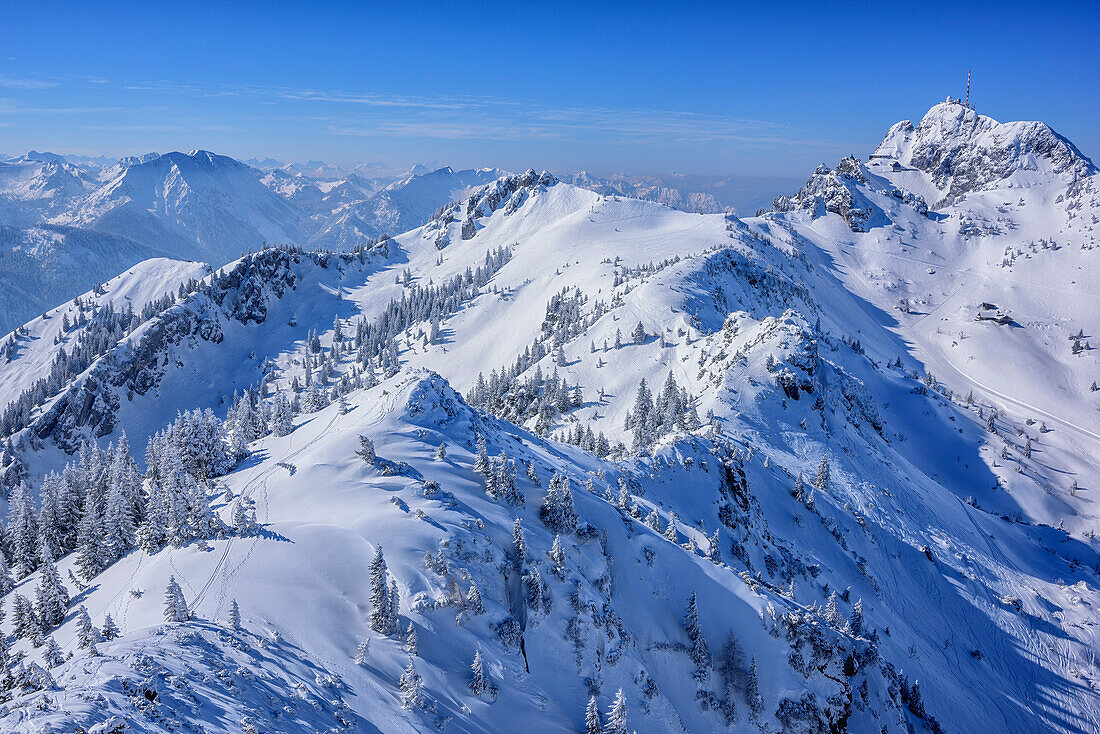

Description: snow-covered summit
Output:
[874,101,1095,205]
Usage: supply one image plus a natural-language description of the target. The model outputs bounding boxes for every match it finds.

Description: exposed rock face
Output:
[875,102,1096,206]
[770,157,928,232]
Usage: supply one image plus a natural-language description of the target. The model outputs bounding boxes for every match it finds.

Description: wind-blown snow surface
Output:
[0,103,1097,732]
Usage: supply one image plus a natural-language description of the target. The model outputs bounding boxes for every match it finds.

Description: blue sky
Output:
[1,0,1096,177]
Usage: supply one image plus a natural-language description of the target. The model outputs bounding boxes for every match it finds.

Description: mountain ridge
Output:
[0,101,1095,732]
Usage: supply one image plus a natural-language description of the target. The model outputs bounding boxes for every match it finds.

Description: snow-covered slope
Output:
[0,105,1096,733]
[760,100,1100,532]
[0,257,209,403]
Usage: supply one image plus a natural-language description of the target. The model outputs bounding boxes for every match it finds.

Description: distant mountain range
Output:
[0,150,774,333]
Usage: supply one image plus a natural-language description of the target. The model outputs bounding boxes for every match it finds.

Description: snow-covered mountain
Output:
[52,150,302,263]
[0,154,98,226]
[304,166,508,250]
[0,103,1095,733]
[562,171,736,214]
[0,151,772,336]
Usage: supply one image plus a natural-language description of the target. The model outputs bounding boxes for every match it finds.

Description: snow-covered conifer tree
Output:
[7,483,39,577]
[76,606,98,649]
[850,598,865,637]
[36,475,65,562]
[369,546,395,634]
[473,435,489,475]
[684,591,711,681]
[512,518,528,566]
[12,593,39,640]
[606,688,629,734]
[548,534,566,577]
[228,599,241,631]
[824,590,841,627]
[355,639,370,665]
[747,656,764,716]
[34,546,69,629]
[540,472,578,533]
[42,637,63,669]
[0,552,13,596]
[164,576,189,623]
[357,435,376,465]
[813,456,830,492]
[585,695,603,734]
[398,660,424,709]
[469,650,488,696]
[100,613,120,641]
[466,583,485,615]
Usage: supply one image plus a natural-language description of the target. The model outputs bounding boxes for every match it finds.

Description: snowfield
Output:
[0,102,1095,732]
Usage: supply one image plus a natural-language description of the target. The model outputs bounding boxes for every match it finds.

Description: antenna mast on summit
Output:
[965,69,971,108]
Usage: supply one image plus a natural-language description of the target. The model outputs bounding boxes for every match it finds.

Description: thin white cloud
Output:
[0,75,58,89]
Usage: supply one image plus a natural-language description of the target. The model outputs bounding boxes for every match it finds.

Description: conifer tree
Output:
[585,695,603,734]
[76,606,98,649]
[7,482,39,577]
[512,518,528,567]
[548,534,566,577]
[469,650,488,695]
[12,593,39,640]
[793,471,807,504]
[405,623,418,656]
[824,590,841,628]
[0,553,12,596]
[76,492,105,582]
[747,656,764,716]
[35,545,69,629]
[500,455,523,507]
[466,583,485,615]
[685,591,711,681]
[540,472,578,533]
[399,660,424,710]
[606,688,629,734]
[228,599,241,631]
[357,435,376,465]
[813,456,830,492]
[850,599,865,637]
[436,443,447,461]
[369,546,395,634]
[355,639,370,665]
[164,576,188,623]
[707,529,722,564]
[138,479,169,553]
[42,637,63,669]
[270,393,294,437]
[664,514,679,542]
[101,613,120,641]
[473,435,490,475]
[36,475,65,561]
